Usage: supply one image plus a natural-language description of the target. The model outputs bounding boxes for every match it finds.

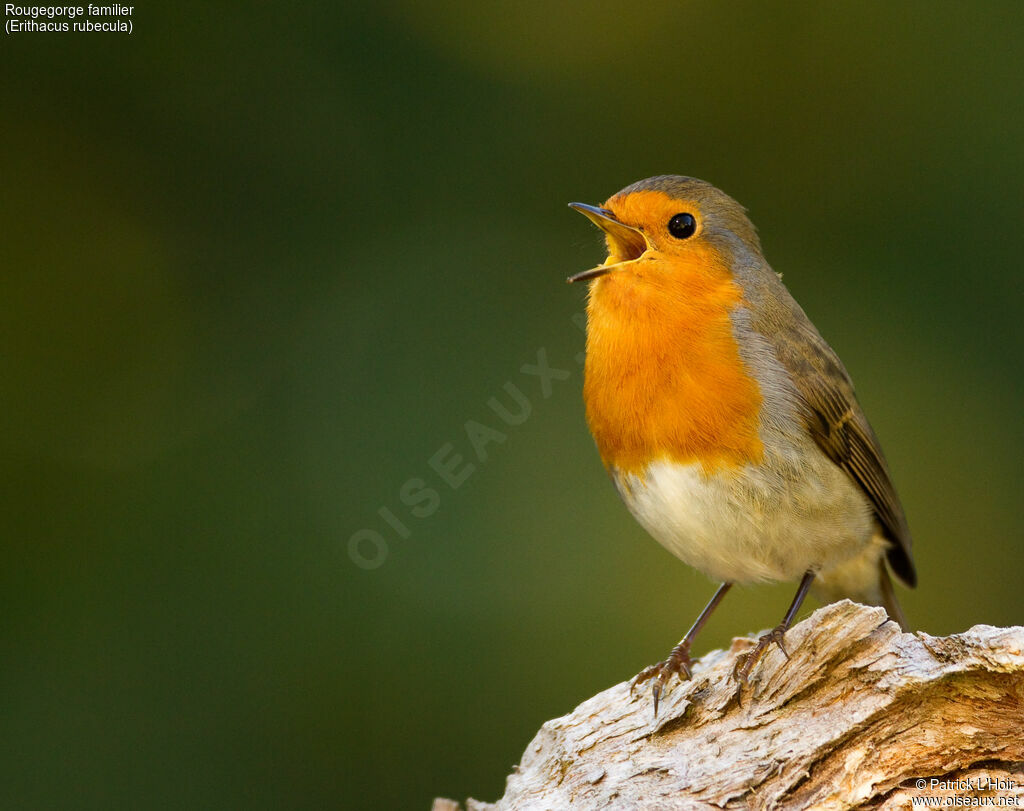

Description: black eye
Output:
[668,213,697,239]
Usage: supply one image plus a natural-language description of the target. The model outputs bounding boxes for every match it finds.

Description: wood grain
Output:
[436,602,1024,810]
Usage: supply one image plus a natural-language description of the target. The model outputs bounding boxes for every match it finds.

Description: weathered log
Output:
[436,601,1024,810]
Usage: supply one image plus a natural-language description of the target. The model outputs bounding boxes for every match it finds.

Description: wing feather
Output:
[764,306,916,587]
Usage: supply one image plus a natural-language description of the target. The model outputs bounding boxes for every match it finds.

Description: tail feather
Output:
[811,536,911,631]
[878,559,910,631]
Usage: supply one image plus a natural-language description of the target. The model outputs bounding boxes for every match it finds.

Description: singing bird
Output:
[567,176,915,710]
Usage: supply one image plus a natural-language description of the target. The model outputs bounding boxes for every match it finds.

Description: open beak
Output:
[567,203,650,283]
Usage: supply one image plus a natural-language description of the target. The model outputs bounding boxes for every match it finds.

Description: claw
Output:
[631,643,694,717]
[732,653,750,685]
[733,674,746,708]
[773,630,790,661]
[732,624,793,690]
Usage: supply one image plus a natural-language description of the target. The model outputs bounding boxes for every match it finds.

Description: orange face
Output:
[578,190,764,477]
[603,190,715,265]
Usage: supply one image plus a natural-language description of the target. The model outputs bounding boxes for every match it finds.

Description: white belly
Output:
[613,447,875,585]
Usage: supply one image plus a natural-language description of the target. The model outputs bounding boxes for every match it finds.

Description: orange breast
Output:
[583,245,764,476]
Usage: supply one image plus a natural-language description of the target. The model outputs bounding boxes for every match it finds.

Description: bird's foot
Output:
[732,624,790,687]
[631,642,693,716]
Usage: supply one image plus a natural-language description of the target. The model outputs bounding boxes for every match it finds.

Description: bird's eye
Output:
[668,213,697,239]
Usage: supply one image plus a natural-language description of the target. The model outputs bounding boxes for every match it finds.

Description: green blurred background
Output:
[2,1,1022,807]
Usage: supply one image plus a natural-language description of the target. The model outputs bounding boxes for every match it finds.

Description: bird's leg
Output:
[733,570,815,686]
[632,582,732,715]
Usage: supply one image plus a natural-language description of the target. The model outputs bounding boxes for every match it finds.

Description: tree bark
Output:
[436,601,1024,810]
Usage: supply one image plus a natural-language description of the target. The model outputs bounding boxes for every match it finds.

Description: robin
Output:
[567,175,915,712]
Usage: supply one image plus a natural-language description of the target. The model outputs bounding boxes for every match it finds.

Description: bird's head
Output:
[567,175,762,286]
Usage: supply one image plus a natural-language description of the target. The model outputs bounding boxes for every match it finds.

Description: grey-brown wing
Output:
[769,314,916,588]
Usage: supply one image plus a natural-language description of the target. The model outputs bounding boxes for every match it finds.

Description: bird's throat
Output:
[582,262,764,477]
